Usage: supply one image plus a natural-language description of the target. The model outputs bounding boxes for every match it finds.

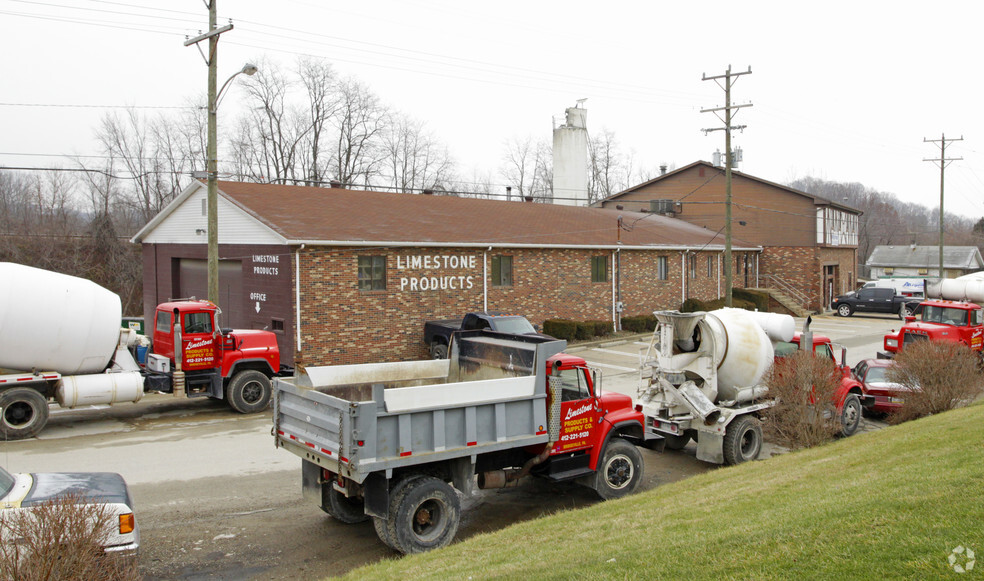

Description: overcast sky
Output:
[3,0,982,218]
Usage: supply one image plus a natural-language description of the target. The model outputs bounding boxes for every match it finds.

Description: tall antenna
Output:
[701,65,752,307]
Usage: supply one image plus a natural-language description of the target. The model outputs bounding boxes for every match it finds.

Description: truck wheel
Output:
[662,433,691,450]
[723,415,762,465]
[321,485,369,524]
[226,370,272,414]
[840,393,863,437]
[430,343,448,359]
[592,438,643,500]
[373,475,426,550]
[837,304,853,317]
[0,388,49,440]
[386,476,460,554]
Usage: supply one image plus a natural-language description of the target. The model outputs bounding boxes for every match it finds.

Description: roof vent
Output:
[422,189,434,195]
[329,180,342,188]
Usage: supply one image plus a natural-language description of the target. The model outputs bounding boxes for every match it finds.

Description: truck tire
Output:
[430,342,448,360]
[386,476,460,554]
[723,415,762,465]
[837,304,853,317]
[592,438,644,500]
[662,432,691,450]
[840,393,863,437]
[226,370,272,414]
[373,474,427,550]
[321,485,369,524]
[0,388,49,440]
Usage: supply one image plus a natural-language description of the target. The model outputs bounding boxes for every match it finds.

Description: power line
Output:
[0,102,194,110]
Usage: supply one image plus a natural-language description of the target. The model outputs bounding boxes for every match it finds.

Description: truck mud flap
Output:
[696,432,725,464]
[363,473,389,519]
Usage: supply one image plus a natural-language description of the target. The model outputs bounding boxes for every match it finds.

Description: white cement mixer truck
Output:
[0,263,285,440]
[638,308,795,465]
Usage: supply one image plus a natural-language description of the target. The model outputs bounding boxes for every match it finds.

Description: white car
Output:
[0,465,139,555]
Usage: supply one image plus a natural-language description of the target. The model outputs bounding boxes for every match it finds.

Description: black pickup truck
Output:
[423,312,546,358]
[830,287,922,319]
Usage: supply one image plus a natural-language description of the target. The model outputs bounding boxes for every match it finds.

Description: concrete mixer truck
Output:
[0,263,284,440]
[882,277,984,357]
[637,308,797,465]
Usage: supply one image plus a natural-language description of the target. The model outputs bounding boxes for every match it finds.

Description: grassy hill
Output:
[344,405,984,580]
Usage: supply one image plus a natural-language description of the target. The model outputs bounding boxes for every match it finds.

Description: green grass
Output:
[344,405,984,580]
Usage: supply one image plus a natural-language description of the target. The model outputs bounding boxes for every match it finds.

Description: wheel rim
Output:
[739,427,758,459]
[839,305,850,316]
[843,400,860,430]
[604,454,634,490]
[241,380,264,404]
[411,498,448,543]
[3,401,35,428]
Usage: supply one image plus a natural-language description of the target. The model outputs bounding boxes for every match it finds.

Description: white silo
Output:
[552,103,588,206]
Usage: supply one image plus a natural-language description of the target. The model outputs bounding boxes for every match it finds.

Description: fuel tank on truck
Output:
[0,263,123,375]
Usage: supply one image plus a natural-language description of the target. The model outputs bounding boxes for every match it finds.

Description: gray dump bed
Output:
[274,331,567,482]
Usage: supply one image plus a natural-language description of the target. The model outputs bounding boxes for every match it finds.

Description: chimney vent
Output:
[329,180,342,188]
[659,164,668,175]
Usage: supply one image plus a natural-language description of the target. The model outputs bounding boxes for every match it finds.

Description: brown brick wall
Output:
[295,246,746,365]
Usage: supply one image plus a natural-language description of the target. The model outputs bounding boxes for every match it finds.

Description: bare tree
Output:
[500,135,551,201]
[330,77,388,187]
[383,112,456,193]
[297,57,341,184]
[588,128,632,203]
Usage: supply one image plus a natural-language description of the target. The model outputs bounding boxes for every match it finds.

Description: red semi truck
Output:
[0,263,284,439]
[882,278,984,358]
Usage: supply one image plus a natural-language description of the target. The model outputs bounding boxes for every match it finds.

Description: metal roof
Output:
[866,245,984,269]
[135,180,761,251]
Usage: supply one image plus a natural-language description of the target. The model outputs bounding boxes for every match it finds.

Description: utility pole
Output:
[923,133,963,278]
[185,2,233,306]
[702,65,752,307]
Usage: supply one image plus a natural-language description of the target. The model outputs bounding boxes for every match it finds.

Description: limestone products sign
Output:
[397,254,476,291]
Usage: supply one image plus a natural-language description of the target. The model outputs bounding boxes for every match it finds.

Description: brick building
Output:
[132,180,762,366]
[596,161,862,313]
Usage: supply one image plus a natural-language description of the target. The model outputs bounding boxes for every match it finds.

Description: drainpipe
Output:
[295,244,305,359]
[680,252,687,304]
[483,247,491,312]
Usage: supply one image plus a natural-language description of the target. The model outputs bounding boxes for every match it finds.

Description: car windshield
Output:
[921,306,967,326]
[494,317,536,335]
[0,466,15,498]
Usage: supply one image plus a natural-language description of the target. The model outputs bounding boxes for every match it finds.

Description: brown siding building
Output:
[132,180,763,366]
[596,161,862,312]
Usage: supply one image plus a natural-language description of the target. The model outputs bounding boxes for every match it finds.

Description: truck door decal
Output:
[554,367,599,453]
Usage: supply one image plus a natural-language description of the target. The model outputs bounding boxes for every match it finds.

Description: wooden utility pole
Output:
[702,65,752,307]
[185,3,233,306]
[923,133,963,278]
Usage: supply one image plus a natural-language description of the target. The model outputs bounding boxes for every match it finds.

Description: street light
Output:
[205,62,258,306]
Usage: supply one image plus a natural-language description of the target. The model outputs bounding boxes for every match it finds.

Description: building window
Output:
[884,268,894,276]
[689,254,697,278]
[358,256,386,291]
[591,256,608,283]
[707,256,714,278]
[271,319,285,332]
[492,255,513,287]
[917,268,928,275]
[657,256,668,281]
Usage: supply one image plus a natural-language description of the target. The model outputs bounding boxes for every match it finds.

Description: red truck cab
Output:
[883,299,984,355]
[521,352,657,499]
[147,300,282,413]
[775,331,866,436]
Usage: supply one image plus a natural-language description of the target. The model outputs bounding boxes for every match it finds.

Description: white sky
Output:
[3,0,983,218]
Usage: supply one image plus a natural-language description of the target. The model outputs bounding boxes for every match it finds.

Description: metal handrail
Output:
[758,274,812,309]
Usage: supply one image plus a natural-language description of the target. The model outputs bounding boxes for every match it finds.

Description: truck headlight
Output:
[886,339,898,348]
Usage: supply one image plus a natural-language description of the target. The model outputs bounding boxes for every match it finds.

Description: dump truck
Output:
[637,308,796,465]
[273,330,657,554]
[0,262,284,439]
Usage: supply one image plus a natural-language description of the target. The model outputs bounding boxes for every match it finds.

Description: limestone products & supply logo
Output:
[948,546,976,574]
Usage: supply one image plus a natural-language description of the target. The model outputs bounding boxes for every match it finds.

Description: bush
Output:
[543,319,577,342]
[703,297,756,311]
[762,350,842,449]
[732,288,769,312]
[620,314,656,333]
[589,320,613,337]
[886,340,984,425]
[680,298,705,313]
[0,493,139,581]
[575,321,596,341]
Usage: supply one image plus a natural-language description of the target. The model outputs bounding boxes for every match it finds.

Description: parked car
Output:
[424,312,551,358]
[0,465,139,555]
[852,358,911,414]
[830,287,921,319]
